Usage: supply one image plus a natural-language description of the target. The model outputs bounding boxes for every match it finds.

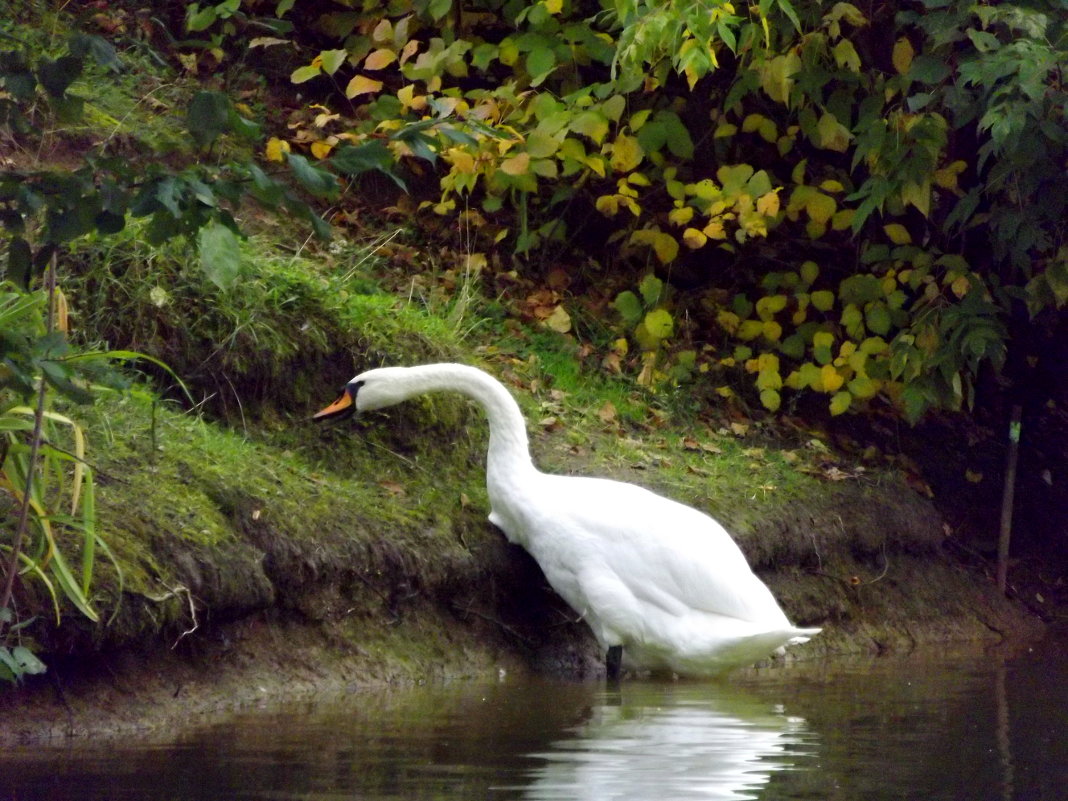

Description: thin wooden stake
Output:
[996,405,1022,596]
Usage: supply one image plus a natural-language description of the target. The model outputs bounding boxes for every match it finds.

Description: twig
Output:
[452,601,533,647]
[996,405,1022,595]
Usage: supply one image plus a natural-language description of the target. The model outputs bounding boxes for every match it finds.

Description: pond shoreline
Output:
[1,539,1046,746]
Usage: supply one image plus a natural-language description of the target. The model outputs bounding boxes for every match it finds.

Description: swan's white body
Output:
[319,363,819,677]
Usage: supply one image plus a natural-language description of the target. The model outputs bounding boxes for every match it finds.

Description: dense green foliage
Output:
[236,0,1066,420]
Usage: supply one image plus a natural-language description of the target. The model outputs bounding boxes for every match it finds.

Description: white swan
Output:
[315,363,820,678]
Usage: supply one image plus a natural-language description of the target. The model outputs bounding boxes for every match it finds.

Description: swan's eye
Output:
[348,379,365,396]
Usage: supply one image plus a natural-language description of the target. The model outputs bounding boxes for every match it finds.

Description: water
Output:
[2,636,1065,801]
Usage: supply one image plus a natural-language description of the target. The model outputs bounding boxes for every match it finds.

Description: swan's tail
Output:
[785,626,822,646]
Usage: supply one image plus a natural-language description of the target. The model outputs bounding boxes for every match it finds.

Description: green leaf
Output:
[186,91,233,148]
[198,220,243,290]
[908,55,951,84]
[319,49,348,75]
[187,5,218,32]
[829,390,852,416]
[644,308,674,340]
[330,142,406,189]
[428,0,452,21]
[46,203,97,244]
[570,111,610,144]
[780,333,806,359]
[639,274,664,307]
[865,302,892,335]
[37,55,83,98]
[657,111,694,159]
[287,153,339,199]
[7,237,32,288]
[290,64,322,84]
[614,291,643,324]
[810,290,835,312]
[526,46,556,80]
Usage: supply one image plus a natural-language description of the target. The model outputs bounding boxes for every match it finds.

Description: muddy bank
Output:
[1,447,1045,745]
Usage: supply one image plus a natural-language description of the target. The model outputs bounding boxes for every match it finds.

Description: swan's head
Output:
[313,366,413,421]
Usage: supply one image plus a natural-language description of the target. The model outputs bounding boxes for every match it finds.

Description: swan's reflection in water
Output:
[519,685,813,800]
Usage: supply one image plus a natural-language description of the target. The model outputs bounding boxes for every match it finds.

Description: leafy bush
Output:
[254,0,1064,420]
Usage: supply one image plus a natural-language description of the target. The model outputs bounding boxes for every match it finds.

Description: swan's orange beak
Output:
[313,390,355,421]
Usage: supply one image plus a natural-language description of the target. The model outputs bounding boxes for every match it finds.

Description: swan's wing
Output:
[531,474,790,626]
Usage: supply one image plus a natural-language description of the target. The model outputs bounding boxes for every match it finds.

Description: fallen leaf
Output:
[543,305,572,333]
[598,401,618,424]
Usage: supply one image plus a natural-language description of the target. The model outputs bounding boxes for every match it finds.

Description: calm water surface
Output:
[2,636,1065,801]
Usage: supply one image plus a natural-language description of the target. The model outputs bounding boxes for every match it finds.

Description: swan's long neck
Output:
[393,364,535,481]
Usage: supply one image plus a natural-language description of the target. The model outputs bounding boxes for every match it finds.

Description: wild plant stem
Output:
[0,254,57,626]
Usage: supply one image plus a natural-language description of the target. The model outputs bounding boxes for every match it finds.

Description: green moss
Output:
[64,222,464,421]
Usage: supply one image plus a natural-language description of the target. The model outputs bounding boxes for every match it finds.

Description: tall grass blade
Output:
[80,468,96,595]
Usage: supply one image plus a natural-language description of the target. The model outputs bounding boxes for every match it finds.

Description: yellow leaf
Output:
[821,364,845,393]
[950,275,971,298]
[545,0,564,12]
[892,37,914,75]
[652,232,679,264]
[763,320,783,341]
[397,84,424,111]
[372,18,393,43]
[310,140,334,159]
[738,320,764,340]
[760,389,781,412]
[829,390,852,416]
[595,194,619,216]
[717,310,740,333]
[608,133,644,173]
[544,305,572,333]
[806,193,837,225]
[500,152,531,176]
[464,253,488,272]
[883,223,912,244]
[400,39,420,65]
[756,191,780,217]
[364,48,397,70]
[965,469,983,483]
[934,160,967,190]
[668,206,695,226]
[345,75,384,98]
[703,220,727,240]
[447,148,476,174]
[683,228,708,249]
[264,137,290,163]
[831,209,855,230]
[815,113,852,153]
[820,179,845,193]
[900,180,931,217]
[758,118,778,144]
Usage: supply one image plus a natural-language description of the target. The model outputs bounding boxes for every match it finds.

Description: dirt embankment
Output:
[1,452,1045,746]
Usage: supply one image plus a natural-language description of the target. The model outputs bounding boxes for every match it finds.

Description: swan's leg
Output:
[605,645,623,681]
